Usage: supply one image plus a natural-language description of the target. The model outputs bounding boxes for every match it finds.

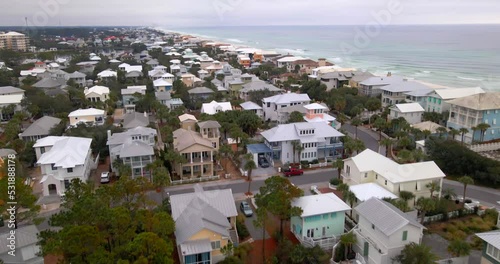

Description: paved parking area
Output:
[252,166,278,178]
[235,201,270,241]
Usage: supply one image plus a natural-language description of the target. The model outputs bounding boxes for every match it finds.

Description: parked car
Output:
[240,201,253,217]
[100,172,110,184]
[258,157,269,168]
[283,168,304,177]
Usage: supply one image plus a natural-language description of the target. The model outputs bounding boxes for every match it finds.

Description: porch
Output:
[294,232,338,251]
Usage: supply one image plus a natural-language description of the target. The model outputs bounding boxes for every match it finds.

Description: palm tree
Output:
[291,140,302,165]
[351,118,362,139]
[449,128,460,141]
[442,188,456,200]
[243,154,257,195]
[399,191,415,205]
[448,240,471,257]
[471,126,479,142]
[344,191,357,218]
[476,123,491,142]
[459,128,469,145]
[152,166,170,201]
[416,197,436,224]
[436,127,448,139]
[345,139,366,157]
[337,183,349,197]
[332,158,344,180]
[340,232,357,261]
[380,138,393,157]
[393,243,439,264]
[422,129,432,139]
[373,117,387,141]
[458,176,474,207]
[425,181,441,198]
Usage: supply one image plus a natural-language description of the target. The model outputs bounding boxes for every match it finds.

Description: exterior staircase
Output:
[229,229,239,247]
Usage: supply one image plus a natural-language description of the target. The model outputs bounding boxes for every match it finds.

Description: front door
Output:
[363,242,369,256]
[322,227,326,237]
[48,184,57,195]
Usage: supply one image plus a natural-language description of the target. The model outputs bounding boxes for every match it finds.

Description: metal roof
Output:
[247,143,273,154]
[292,193,351,217]
[179,239,212,256]
[170,187,237,221]
[36,137,92,168]
[21,116,61,137]
[0,225,39,254]
[197,120,221,129]
[261,122,344,143]
[477,231,500,249]
[349,183,398,202]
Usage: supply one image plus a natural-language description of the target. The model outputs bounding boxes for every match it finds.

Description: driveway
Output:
[235,201,270,240]
[252,166,277,178]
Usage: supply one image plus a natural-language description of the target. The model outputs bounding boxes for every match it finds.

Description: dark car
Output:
[240,201,253,217]
[258,157,269,168]
[283,168,304,177]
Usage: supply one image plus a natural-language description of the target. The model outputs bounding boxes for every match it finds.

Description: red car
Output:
[283,168,304,177]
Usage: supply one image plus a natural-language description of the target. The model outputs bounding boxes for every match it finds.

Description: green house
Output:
[291,193,350,250]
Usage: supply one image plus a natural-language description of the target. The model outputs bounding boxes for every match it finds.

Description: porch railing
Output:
[170,175,220,185]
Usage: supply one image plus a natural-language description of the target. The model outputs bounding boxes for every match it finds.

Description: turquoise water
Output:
[168,25,500,91]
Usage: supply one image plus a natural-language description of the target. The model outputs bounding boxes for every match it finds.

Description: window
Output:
[385,180,387,185]
[211,241,221,250]
[323,214,328,219]
[375,174,378,180]
[364,173,368,178]
[486,244,500,261]
[330,213,336,218]
[40,147,45,154]
[64,179,70,189]
[67,168,73,173]
[371,224,375,229]
[402,230,408,241]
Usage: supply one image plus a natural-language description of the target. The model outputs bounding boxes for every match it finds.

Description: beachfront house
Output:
[20,116,61,141]
[476,231,500,264]
[353,198,425,264]
[389,103,425,125]
[171,188,238,264]
[446,92,500,143]
[0,86,25,121]
[261,122,344,166]
[107,126,157,178]
[68,108,106,127]
[262,93,311,123]
[409,87,485,114]
[34,136,94,196]
[359,73,405,97]
[342,149,446,201]
[291,193,350,250]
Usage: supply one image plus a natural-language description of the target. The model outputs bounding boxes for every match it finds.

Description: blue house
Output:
[447,92,500,143]
[291,193,350,250]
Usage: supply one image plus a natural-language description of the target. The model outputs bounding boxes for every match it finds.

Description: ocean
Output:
[168,25,500,91]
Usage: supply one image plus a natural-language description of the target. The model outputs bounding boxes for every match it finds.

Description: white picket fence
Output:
[170,175,220,185]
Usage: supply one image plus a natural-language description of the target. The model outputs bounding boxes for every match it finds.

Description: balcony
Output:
[295,233,338,251]
[317,142,343,150]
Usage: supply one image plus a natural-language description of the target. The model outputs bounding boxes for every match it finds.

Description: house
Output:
[359,74,406,97]
[261,122,344,166]
[349,182,399,221]
[172,128,217,179]
[198,69,209,80]
[188,86,214,101]
[303,103,338,127]
[411,121,447,135]
[68,71,87,87]
[35,136,94,196]
[97,69,117,79]
[0,225,43,264]
[476,230,500,264]
[422,87,485,113]
[123,112,150,129]
[291,193,351,250]
[239,80,282,101]
[0,86,25,121]
[20,116,61,141]
[181,73,197,88]
[353,198,425,264]
[107,126,157,178]
[121,85,147,106]
[32,78,67,96]
[170,187,238,264]
[389,103,425,125]
[155,91,184,110]
[153,78,172,92]
[381,80,448,107]
[240,101,263,119]
[342,149,446,201]
[146,58,159,68]
[262,93,311,123]
[201,101,232,115]
[197,121,221,150]
[447,92,500,143]
[84,85,110,102]
[68,108,106,127]
[179,114,198,130]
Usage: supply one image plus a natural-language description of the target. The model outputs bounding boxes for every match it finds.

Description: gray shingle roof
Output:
[123,112,149,129]
[241,80,281,93]
[21,116,62,137]
[355,198,425,236]
[33,78,65,89]
[0,148,16,158]
[197,120,221,129]
[170,188,237,221]
[0,225,39,254]
[173,128,213,151]
[0,86,24,94]
[188,86,214,95]
[118,140,154,158]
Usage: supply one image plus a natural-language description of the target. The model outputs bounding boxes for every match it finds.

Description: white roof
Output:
[432,87,485,100]
[349,183,398,202]
[178,113,197,122]
[1,31,25,36]
[304,103,327,110]
[477,231,500,249]
[36,136,92,168]
[153,79,172,87]
[0,93,23,105]
[391,103,425,113]
[303,113,336,124]
[277,56,306,63]
[85,85,109,96]
[262,93,311,104]
[261,122,344,143]
[360,75,406,86]
[347,149,446,183]
[240,101,262,110]
[201,101,232,115]
[292,193,350,217]
[97,69,117,78]
[68,108,105,117]
[170,188,238,221]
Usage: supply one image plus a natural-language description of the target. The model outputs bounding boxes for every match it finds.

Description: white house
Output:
[97,69,117,79]
[35,136,94,196]
[389,103,425,125]
[261,122,344,165]
[262,93,311,123]
[353,198,425,264]
[107,127,157,178]
[68,108,106,127]
[240,101,263,119]
[201,101,232,115]
[0,86,25,121]
[153,78,173,92]
[84,85,110,102]
[342,149,446,200]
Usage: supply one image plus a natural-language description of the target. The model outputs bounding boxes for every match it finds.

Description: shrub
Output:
[311,159,319,164]
[330,178,340,186]
[236,215,250,240]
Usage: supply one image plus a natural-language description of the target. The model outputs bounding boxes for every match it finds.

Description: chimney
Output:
[387,72,392,77]
[107,130,112,139]
[318,58,326,67]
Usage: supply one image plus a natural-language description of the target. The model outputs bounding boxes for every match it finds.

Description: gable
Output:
[181,143,214,153]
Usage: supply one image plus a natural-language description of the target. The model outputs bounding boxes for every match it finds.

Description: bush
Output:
[311,159,319,164]
[330,178,340,185]
[236,215,250,240]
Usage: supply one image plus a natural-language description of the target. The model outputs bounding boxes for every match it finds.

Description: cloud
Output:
[0,0,498,26]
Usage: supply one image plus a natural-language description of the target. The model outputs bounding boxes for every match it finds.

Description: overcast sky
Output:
[1,0,499,27]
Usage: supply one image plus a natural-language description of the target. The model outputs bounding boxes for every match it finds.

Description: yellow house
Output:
[68,108,106,127]
[171,188,238,264]
[173,128,217,179]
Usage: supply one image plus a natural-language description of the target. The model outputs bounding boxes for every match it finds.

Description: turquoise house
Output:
[291,193,351,250]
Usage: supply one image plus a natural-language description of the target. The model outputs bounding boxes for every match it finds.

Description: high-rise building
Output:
[0,31,29,51]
